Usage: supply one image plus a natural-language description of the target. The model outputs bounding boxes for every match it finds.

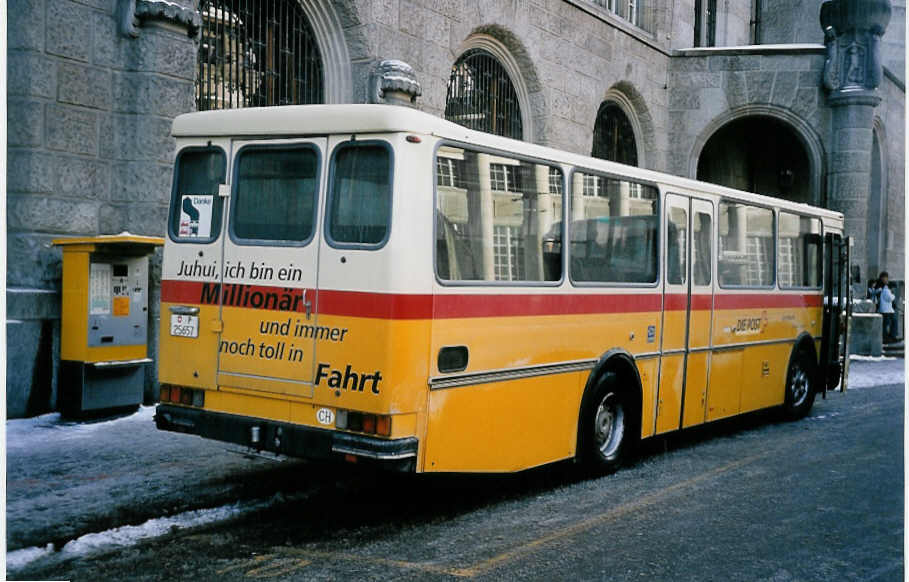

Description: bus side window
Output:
[693,211,712,286]
[569,171,658,284]
[718,202,774,287]
[779,212,822,288]
[667,206,687,285]
[435,146,563,283]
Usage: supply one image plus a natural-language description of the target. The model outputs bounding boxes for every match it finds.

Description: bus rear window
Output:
[232,146,320,244]
[169,147,226,242]
[327,143,392,247]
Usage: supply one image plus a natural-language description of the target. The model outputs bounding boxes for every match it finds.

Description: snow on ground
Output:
[4,359,902,575]
[846,357,905,389]
[6,495,284,574]
[6,544,54,572]
[6,405,157,451]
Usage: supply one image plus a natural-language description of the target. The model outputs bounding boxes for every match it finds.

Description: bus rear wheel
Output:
[782,347,816,420]
[581,373,631,473]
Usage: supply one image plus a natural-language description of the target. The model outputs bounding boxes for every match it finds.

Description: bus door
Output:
[656,194,715,434]
[682,199,714,427]
[820,233,852,393]
[216,138,327,398]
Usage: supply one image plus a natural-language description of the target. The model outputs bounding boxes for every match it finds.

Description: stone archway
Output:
[299,0,352,104]
[693,108,823,206]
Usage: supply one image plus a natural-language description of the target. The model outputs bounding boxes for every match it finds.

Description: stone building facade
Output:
[6,0,904,416]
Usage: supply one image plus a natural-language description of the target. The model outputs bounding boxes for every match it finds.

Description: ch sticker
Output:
[316,408,335,426]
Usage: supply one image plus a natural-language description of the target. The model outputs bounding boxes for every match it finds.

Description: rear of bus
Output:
[156,106,434,471]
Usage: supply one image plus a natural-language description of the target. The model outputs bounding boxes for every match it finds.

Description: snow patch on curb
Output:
[6,543,55,572]
[6,406,156,451]
[846,359,905,389]
[6,495,283,575]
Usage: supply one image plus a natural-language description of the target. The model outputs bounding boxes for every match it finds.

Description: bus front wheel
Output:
[782,347,817,420]
[581,373,632,473]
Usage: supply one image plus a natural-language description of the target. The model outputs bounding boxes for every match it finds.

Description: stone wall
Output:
[717,0,752,47]
[758,0,825,44]
[668,0,697,49]
[6,0,197,417]
[882,0,905,81]
[337,0,672,168]
[877,74,905,278]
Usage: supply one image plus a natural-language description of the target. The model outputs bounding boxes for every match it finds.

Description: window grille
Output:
[582,174,602,197]
[548,167,563,195]
[778,238,796,287]
[587,0,646,28]
[489,164,514,191]
[445,48,523,140]
[493,225,525,281]
[196,0,324,111]
[437,158,459,188]
[745,236,770,286]
[592,103,638,166]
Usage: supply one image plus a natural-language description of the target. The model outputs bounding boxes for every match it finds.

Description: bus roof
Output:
[172,104,843,223]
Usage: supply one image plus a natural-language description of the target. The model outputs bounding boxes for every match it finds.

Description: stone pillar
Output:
[821,0,891,280]
[114,0,200,404]
[6,0,199,416]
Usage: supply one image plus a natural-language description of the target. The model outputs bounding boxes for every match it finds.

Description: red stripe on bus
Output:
[664,294,687,311]
[665,294,714,311]
[432,293,663,318]
[161,280,822,319]
[691,294,714,310]
[713,294,822,309]
[161,279,205,304]
[319,290,433,319]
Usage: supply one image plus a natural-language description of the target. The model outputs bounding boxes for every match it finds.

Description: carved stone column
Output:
[821,0,891,276]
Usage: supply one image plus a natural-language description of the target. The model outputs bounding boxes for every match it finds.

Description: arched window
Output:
[197,0,324,111]
[592,103,638,166]
[445,48,523,140]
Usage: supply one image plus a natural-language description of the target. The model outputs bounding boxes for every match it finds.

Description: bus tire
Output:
[580,372,632,473]
[782,346,816,420]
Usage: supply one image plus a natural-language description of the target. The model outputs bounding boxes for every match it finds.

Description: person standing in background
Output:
[870,271,897,343]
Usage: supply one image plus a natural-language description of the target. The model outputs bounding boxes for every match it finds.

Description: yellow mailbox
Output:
[53,234,164,416]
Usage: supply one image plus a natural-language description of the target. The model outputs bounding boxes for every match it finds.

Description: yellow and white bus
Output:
[156,104,851,473]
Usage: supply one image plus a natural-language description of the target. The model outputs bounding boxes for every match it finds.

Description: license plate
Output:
[170,314,199,338]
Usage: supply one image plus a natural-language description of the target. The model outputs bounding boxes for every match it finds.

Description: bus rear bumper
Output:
[155,404,418,471]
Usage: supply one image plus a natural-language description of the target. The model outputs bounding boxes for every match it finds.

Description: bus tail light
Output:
[375,415,391,436]
[333,409,391,437]
[159,384,204,408]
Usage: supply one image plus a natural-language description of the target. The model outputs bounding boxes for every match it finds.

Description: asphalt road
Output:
[9,361,904,581]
